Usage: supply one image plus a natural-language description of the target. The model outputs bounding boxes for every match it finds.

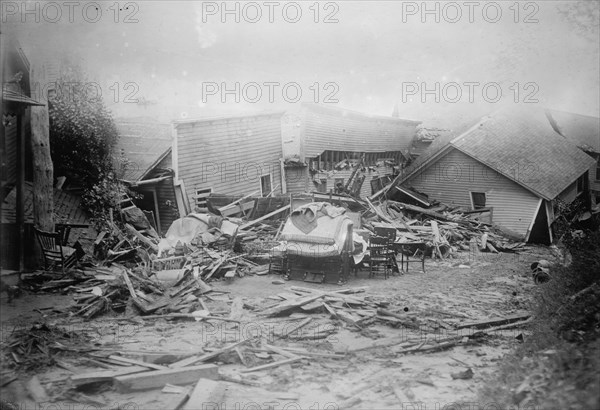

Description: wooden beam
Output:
[239,204,291,230]
[183,379,227,410]
[169,339,249,368]
[124,223,159,252]
[218,190,260,213]
[240,357,304,373]
[70,366,149,386]
[114,364,219,392]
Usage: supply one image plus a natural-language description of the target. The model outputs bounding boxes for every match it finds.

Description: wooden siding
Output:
[176,114,283,204]
[145,152,178,233]
[404,148,540,238]
[285,167,309,194]
[557,181,578,203]
[302,106,417,158]
[1,120,17,185]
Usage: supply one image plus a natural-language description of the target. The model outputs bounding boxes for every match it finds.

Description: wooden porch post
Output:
[16,108,25,272]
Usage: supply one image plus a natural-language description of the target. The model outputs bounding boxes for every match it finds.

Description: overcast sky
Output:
[4,1,600,127]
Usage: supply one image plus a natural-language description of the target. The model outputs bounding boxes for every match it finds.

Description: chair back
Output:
[34,228,64,259]
[374,226,396,242]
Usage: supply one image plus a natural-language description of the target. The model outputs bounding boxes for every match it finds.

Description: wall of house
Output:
[557,180,579,204]
[302,106,418,158]
[284,166,309,194]
[590,155,600,199]
[1,120,17,186]
[176,114,284,204]
[143,152,178,234]
[404,148,541,238]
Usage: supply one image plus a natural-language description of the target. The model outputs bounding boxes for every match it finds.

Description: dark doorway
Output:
[529,201,551,245]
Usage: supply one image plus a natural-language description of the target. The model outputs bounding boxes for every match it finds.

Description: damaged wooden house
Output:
[171,112,286,216]
[387,107,596,244]
[545,109,600,207]
[281,104,421,199]
[115,118,179,235]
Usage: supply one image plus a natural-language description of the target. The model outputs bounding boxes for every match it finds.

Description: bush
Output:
[478,227,600,409]
[48,64,117,190]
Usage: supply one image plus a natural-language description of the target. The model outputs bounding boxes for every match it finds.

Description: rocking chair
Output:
[34,227,79,273]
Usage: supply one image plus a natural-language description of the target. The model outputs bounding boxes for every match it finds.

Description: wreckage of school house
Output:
[115,118,178,235]
[281,104,422,198]
[390,107,596,244]
[172,112,286,213]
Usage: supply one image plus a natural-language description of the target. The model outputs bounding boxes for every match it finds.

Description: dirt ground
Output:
[0,246,558,410]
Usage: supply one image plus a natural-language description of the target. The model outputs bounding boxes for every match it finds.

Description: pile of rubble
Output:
[18,191,527,320]
[364,198,525,258]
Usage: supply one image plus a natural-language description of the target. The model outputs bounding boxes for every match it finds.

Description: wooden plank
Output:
[456,314,531,330]
[114,364,219,393]
[169,339,249,369]
[229,297,244,321]
[239,204,291,230]
[108,355,169,371]
[431,221,440,243]
[240,357,304,373]
[280,317,312,338]
[263,344,300,359]
[124,223,159,252]
[70,366,149,386]
[218,190,260,213]
[183,379,227,410]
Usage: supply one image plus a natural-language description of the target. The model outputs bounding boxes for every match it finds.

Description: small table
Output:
[392,241,427,273]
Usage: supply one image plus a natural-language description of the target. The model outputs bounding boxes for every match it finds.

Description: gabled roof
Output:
[114,119,172,181]
[1,182,89,225]
[397,107,596,201]
[545,109,600,154]
[173,111,285,126]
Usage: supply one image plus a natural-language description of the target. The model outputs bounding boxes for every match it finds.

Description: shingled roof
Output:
[114,118,172,181]
[545,109,600,153]
[397,107,596,201]
[1,182,89,225]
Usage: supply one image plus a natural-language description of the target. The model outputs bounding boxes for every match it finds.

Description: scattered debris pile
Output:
[1,323,93,370]
[364,198,525,259]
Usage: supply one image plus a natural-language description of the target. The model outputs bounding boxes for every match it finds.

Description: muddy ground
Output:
[0,246,557,410]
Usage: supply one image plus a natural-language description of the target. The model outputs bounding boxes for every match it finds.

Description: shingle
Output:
[546,109,600,153]
[114,119,172,181]
[450,107,596,200]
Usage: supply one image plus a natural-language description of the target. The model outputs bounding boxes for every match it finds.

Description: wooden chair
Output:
[34,227,78,273]
[373,226,399,274]
[369,236,392,279]
[397,242,427,273]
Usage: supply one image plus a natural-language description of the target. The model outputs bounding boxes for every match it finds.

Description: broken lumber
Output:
[108,355,169,370]
[240,356,304,373]
[183,379,227,410]
[114,364,219,392]
[377,309,420,329]
[169,339,249,368]
[239,204,291,230]
[456,314,531,330]
[70,366,149,386]
[280,317,312,338]
[124,223,159,253]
